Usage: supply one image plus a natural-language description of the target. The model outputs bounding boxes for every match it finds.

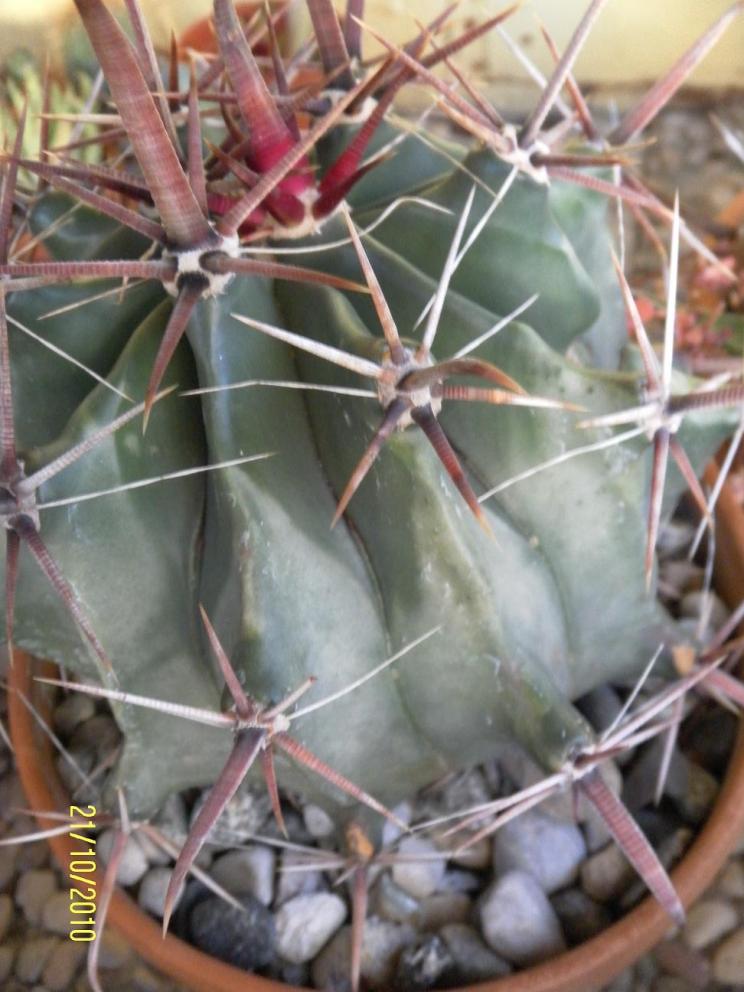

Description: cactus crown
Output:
[2,0,744,982]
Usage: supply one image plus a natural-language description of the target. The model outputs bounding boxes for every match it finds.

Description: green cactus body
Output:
[1,0,741,839]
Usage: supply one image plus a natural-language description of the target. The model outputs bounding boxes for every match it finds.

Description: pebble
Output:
[0,945,15,984]
[275,892,347,964]
[14,936,57,984]
[190,893,276,970]
[69,714,120,757]
[394,935,456,991]
[0,846,17,891]
[41,890,72,935]
[392,838,446,899]
[654,939,711,989]
[15,870,57,926]
[98,829,148,886]
[440,923,512,981]
[657,520,695,557]
[41,941,86,992]
[55,748,95,800]
[712,927,744,985]
[374,873,419,924]
[382,801,413,848]
[492,807,586,894]
[312,917,416,991]
[150,793,189,847]
[276,849,326,905]
[620,828,692,911]
[137,867,172,918]
[437,869,482,894]
[580,842,635,903]
[210,846,275,906]
[190,785,272,846]
[0,892,12,940]
[577,685,624,735]
[450,837,491,870]
[716,859,744,898]
[479,870,566,965]
[682,898,739,950]
[416,769,491,821]
[303,804,335,839]
[679,591,730,632]
[414,892,471,931]
[96,929,134,969]
[659,559,703,597]
[52,694,96,738]
[551,888,612,945]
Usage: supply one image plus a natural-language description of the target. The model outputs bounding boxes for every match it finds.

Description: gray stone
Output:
[492,807,586,894]
[312,917,416,991]
[392,838,447,899]
[42,941,86,992]
[0,845,17,891]
[414,893,471,931]
[191,893,276,970]
[440,924,511,982]
[679,590,730,632]
[276,849,326,905]
[14,937,57,983]
[275,893,347,964]
[374,873,420,924]
[98,829,148,886]
[479,870,566,966]
[96,929,134,969]
[437,869,482,894]
[382,801,413,848]
[151,793,189,846]
[70,714,120,757]
[580,843,634,903]
[137,867,172,918]
[0,892,12,940]
[578,685,624,735]
[683,898,738,950]
[190,784,272,846]
[551,888,612,945]
[303,804,335,839]
[41,890,73,935]
[716,859,744,898]
[55,748,96,801]
[416,769,491,822]
[450,837,490,870]
[52,694,96,738]
[394,935,456,991]
[620,828,692,911]
[15,869,57,926]
[210,846,275,906]
[713,928,744,985]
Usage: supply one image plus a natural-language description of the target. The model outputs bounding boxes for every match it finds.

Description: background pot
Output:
[7,461,744,992]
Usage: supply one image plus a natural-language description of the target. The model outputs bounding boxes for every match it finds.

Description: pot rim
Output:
[6,460,744,992]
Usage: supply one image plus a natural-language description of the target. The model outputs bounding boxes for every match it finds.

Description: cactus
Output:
[2,0,744,975]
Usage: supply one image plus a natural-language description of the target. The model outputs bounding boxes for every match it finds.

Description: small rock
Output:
[679,591,730,632]
[55,748,96,801]
[580,843,634,903]
[712,928,744,985]
[191,893,276,970]
[265,958,311,987]
[312,917,416,991]
[450,837,490,870]
[440,924,511,982]
[52,694,96,738]
[275,892,347,964]
[373,873,420,924]
[551,888,612,945]
[210,846,275,906]
[620,828,692,911]
[659,559,704,598]
[382,801,413,848]
[138,867,172,918]
[42,941,86,992]
[492,808,586,894]
[392,838,446,899]
[577,685,624,735]
[416,769,491,822]
[0,845,17,891]
[190,784,272,846]
[41,890,73,935]
[657,520,694,557]
[70,714,120,756]
[0,893,12,940]
[394,935,457,991]
[0,945,14,983]
[14,937,57,983]
[151,793,189,847]
[655,939,711,989]
[15,870,57,926]
[128,965,166,992]
[683,898,739,950]
[414,893,471,931]
[98,829,148,886]
[276,849,326,904]
[653,978,696,992]
[479,870,566,966]
[716,859,744,898]
[303,804,335,839]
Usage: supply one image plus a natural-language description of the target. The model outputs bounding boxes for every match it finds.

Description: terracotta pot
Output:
[7,460,744,992]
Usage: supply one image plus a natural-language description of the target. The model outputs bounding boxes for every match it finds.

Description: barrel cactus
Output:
[2,0,743,963]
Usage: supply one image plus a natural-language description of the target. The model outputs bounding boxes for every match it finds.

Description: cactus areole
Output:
[1,0,743,950]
